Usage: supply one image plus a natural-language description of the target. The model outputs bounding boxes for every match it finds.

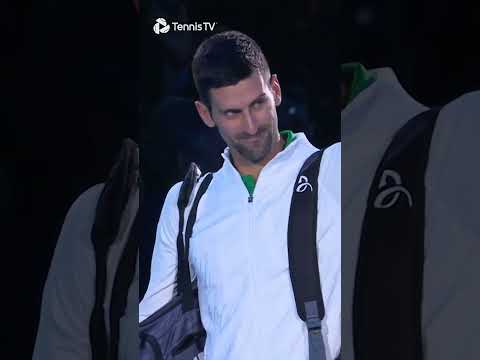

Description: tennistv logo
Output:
[153,18,217,35]
[153,18,170,34]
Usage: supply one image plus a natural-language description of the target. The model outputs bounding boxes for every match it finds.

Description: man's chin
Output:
[232,132,275,164]
[247,154,269,164]
[237,144,272,164]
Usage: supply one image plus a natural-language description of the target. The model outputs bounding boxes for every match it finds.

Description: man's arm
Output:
[32,184,103,360]
[317,142,341,359]
[139,181,182,322]
[422,91,480,360]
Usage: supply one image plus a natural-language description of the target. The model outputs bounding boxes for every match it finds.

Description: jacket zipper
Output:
[247,188,261,357]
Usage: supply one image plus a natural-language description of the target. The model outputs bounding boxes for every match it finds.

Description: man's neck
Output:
[231,134,285,181]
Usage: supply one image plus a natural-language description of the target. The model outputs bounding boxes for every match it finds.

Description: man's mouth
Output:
[240,131,265,142]
[244,135,261,142]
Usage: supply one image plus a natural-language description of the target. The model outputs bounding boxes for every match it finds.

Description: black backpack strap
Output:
[90,226,110,360]
[353,108,441,360]
[181,173,213,311]
[109,177,141,360]
[176,163,201,307]
[288,149,326,360]
[89,139,139,360]
[176,164,213,312]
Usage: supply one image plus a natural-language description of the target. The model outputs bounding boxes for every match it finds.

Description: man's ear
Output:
[270,74,282,107]
[194,100,215,128]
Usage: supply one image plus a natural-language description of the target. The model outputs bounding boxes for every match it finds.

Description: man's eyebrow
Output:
[221,93,267,114]
[250,93,267,105]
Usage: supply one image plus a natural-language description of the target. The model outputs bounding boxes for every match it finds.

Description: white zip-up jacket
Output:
[32,184,139,360]
[140,133,341,360]
[342,68,480,360]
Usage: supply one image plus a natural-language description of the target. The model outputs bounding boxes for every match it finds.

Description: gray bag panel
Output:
[139,290,205,360]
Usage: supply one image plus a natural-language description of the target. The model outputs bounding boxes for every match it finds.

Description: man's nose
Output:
[243,110,258,135]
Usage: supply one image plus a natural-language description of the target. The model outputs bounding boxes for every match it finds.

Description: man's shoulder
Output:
[318,142,341,175]
[163,181,183,211]
[444,90,480,107]
[427,90,480,199]
[323,142,341,162]
[56,183,105,247]
[429,90,480,170]
[164,172,214,212]
[439,91,480,131]
[318,142,341,204]
[69,183,105,217]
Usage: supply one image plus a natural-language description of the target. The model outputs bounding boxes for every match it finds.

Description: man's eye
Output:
[252,100,265,109]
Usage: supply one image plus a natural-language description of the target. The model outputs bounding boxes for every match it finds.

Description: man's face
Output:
[196,70,282,164]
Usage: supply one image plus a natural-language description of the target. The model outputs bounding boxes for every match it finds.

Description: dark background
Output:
[2,0,478,357]
[341,0,480,106]
[2,0,139,357]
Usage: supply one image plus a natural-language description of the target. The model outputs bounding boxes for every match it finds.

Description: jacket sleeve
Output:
[317,142,341,359]
[422,91,480,360]
[32,184,104,360]
[139,181,183,322]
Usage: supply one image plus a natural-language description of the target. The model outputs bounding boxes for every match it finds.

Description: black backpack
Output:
[139,149,337,360]
[353,108,441,360]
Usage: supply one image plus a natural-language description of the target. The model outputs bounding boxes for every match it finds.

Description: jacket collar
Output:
[217,132,318,198]
[341,62,376,105]
[342,67,428,139]
[220,132,314,169]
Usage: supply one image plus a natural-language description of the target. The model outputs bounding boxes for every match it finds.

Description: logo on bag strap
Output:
[374,170,413,208]
[296,175,313,193]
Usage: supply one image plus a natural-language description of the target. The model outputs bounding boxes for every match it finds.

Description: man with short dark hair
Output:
[140,31,341,359]
[191,31,288,179]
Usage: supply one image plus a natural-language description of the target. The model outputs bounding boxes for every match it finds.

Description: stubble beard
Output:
[233,126,275,164]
